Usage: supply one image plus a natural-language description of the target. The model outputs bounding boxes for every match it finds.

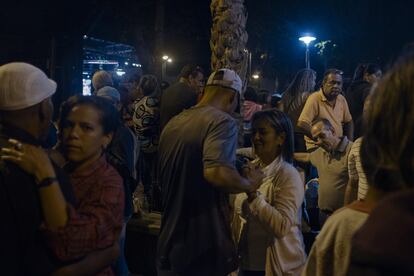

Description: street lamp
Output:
[162,55,173,80]
[299,36,316,69]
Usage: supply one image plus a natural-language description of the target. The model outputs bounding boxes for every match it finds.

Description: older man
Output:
[157,69,264,276]
[295,119,352,226]
[298,68,353,151]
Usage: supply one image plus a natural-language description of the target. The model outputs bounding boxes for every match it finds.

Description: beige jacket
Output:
[233,156,306,276]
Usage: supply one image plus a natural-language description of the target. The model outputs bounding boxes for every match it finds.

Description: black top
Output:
[159,81,197,131]
[0,124,76,275]
[345,80,371,138]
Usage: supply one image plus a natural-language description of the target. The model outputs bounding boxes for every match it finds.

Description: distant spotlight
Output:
[167,58,172,63]
[132,63,137,67]
[116,71,126,76]
[162,55,169,60]
[137,64,142,67]
[252,74,260,79]
[83,35,88,39]
[299,36,317,46]
[124,62,129,65]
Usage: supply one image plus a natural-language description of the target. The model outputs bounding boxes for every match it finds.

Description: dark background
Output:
[1,0,414,97]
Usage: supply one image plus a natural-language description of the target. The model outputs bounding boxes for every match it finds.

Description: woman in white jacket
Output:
[233,109,306,276]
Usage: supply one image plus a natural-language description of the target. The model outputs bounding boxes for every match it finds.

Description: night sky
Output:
[2,0,414,88]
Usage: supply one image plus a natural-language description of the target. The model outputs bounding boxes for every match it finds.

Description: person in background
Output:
[257,90,272,110]
[345,63,381,138]
[347,45,414,276]
[159,64,204,130]
[294,119,352,227]
[96,87,138,275]
[233,110,306,276]
[281,69,316,152]
[133,74,162,210]
[118,68,142,129]
[297,69,353,151]
[92,70,114,95]
[243,87,262,147]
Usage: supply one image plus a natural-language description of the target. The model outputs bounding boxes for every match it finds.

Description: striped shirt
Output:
[348,137,368,200]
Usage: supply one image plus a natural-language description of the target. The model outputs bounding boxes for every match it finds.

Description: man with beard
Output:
[294,119,353,226]
[298,69,353,151]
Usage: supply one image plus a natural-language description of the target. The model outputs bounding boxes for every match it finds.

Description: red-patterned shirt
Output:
[43,156,124,275]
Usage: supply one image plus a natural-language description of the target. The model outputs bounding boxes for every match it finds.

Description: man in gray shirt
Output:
[295,119,352,225]
[157,69,264,276]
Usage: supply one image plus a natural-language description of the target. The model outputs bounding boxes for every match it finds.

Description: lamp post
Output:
[161,55,172,80]
[299,36,316,69]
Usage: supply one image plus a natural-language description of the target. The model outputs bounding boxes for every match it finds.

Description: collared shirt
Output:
[298,89,352,149]
[310,137,353,212]
[348,137,368,200]
[43,156,124,276]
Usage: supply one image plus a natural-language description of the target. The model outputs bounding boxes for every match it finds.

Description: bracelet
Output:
[37,177,58,188]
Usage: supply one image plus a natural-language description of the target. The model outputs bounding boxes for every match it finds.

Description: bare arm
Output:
[1,141,68,228]
[343,120,354,141]
[204,165,263,194]
[294,152,311,163]
[344,178,358,205]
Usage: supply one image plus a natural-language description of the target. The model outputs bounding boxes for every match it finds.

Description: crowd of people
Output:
[1,43,414,276]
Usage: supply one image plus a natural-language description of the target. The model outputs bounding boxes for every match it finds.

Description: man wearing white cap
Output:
[0,62,78,274]
[157,69,264,275]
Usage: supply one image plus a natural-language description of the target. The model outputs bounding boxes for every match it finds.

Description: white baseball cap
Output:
[0,62,57,110]
[206,68,242,93]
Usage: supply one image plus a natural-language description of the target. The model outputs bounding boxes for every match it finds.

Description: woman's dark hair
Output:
[138,74,161,97]
[251,109,294,163]
[360,49,414,192]
[244,86,258,102]
[59,95,120,135]
[257,92,270,105]
[352,63,381,81]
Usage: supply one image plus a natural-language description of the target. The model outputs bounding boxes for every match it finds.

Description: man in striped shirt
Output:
[344,137,368,204]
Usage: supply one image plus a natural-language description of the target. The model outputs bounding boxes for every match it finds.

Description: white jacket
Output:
[233,156,306,275]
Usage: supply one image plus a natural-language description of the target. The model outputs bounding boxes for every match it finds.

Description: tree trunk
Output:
[210,0,249,147]
[210,0,249,87]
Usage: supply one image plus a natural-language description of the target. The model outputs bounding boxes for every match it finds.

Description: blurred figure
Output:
[345,63,381,138]
[347,46,414,276]
[257,90,272,109]
[159,64,204,130]
[92,70,114,94]
[118,68,142,128]
[243,87,262,147]
[233,110,306,276]
[133,75,162,210]
[281,69,316,152]
[97,86,138,275]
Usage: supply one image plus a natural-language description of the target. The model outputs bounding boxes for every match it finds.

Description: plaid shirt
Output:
[43,156,124,275]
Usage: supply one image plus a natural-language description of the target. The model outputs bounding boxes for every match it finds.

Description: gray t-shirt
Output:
[157,105,238,275]
[310,137,352,212]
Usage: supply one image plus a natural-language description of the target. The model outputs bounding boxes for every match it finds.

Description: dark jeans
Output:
[140,151,161,211]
